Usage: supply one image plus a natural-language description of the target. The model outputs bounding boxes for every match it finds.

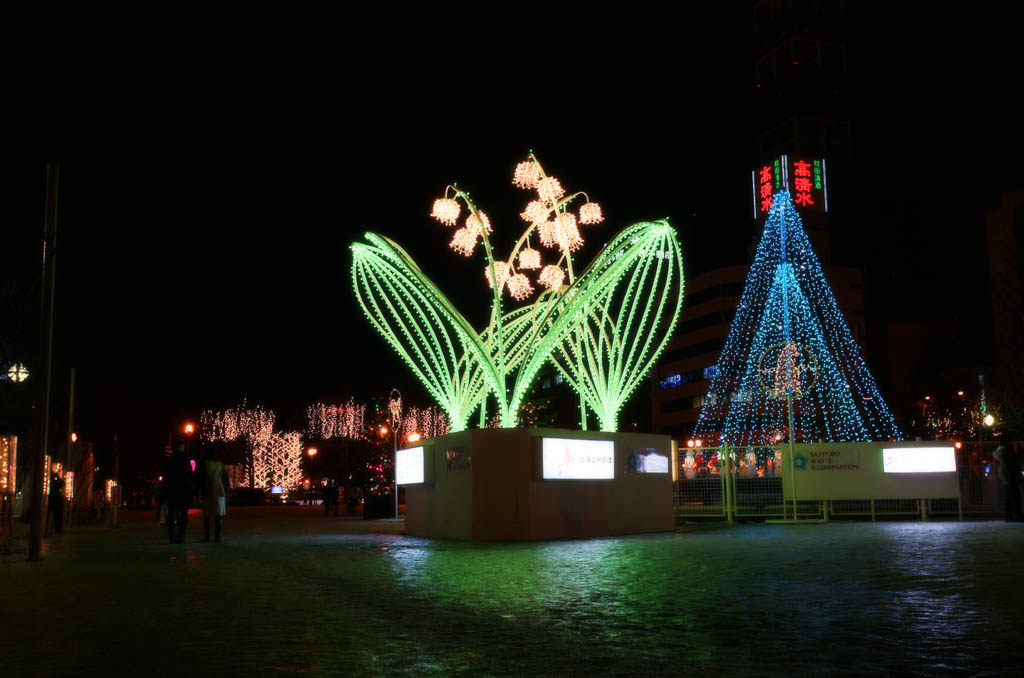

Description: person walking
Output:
[47,467,66,534]
[199,445,229,542]
[993,432,1023,522]
[322,479,337,516]
[163,441,193,543]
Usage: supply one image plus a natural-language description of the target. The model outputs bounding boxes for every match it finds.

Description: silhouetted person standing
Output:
[994,434,1023,522]
[200,445,228,542]
[323,479,337,516]
[163,441,193,543]
[47,470,66,534]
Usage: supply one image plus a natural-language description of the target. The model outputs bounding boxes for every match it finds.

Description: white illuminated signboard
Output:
[882,447,956,473]
[396,446,425,485]
[542,438,614,480]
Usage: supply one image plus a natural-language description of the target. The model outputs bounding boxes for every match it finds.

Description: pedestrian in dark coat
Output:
[163,441,194,543]
[994,432,1023,522]
[47,469,66,534]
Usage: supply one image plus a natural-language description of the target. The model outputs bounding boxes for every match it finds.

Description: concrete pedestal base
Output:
[404,428,674,541]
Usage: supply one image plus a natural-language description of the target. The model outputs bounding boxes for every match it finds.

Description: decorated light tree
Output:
[351,153,685,432]
[693,191,901,445]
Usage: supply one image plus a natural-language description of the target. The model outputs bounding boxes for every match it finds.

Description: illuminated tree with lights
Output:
[351,153,684,432]
[693,191,901,445]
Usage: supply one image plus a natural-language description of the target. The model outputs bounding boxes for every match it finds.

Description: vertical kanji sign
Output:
[752,156,828,218]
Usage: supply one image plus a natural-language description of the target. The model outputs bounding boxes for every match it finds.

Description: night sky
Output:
[3,5,1022,479]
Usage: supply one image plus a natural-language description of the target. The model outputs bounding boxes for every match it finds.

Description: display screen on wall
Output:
[882,447,956,473]
[542,438,614,480]
[626,448,669,473]
[445,446,471,472]
[397,446,425,484]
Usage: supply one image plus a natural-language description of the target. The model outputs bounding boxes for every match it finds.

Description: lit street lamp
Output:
[184,423,194,456]
[6,363,29,382]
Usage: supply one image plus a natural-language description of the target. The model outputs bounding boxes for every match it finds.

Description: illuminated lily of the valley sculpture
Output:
[351,154,684,432]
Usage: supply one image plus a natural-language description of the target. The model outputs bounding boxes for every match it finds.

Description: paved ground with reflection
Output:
[4,507,1023,676]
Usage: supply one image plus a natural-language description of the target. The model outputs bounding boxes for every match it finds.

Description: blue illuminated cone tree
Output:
[693,191,901,445]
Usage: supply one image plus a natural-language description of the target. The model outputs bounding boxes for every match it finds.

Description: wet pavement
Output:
[3,507,1024,677]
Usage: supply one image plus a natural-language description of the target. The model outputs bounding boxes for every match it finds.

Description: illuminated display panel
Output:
[542,438,614,480]
[752,155,828,218]
[626,448,669,473]
[882,447,956,473]
[397,446,425,485]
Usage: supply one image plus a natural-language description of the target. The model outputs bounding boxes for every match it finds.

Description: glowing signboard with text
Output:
[396,446,425,484]
[542,438,614,480]
[882,447,956,473]
[752,155,828,218]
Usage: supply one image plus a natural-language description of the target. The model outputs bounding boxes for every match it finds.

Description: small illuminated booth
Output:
[401,428,674,541]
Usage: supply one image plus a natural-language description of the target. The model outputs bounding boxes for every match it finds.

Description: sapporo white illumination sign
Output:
[542,438,614,480]
[397,446,425,484]
[882,447,956,473]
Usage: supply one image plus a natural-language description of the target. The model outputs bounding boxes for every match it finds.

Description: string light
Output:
[485,261,510,289]
[507,273,533,301]
[521,200,549,224]
[0,436,13,493]
[306,399,366,440]
[579,202,604,225]
[513,161,540,189]
[466,211,493,234]
[518,247,541,270]
[692,191,901,445]
[353,153,683,431]
[538,265,565,290]
[538,220,559,248]
[450,226,478,256]
[430,198,460,226]
[537,176,565,203]
[554,213,583,251]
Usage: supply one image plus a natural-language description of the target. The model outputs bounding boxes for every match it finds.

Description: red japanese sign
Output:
[752,155,828,218]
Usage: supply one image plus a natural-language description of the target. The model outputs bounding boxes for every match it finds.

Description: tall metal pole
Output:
[787,393,797,520]
[393,429,399,519]
[29,162,60,562]
[778,199,799,521]
[111,434,120,528]
[66,367,75,525]
[66,368,75,466]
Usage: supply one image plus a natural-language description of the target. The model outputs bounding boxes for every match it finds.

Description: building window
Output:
[703,365,717,381]
[692,395,706,409]
[554,374,564,385]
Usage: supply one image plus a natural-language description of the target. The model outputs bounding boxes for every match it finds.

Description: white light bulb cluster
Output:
[538,265,565,290]
[429,154,604,303]
[518,247,541,270]
[485,261,510,289]
[431,198,461,226]
[513,161,541,189]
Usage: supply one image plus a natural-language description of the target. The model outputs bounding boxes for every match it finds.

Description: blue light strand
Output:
[693,191,902,444]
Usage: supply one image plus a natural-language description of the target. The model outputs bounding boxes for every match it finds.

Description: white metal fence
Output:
[674,444,972,522]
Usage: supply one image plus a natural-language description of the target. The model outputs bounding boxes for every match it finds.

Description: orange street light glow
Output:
[379,426,389,436]
[184,423,194,434]
[407,432,421,443]
[307,447,318,457]
[71,432,78,443]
